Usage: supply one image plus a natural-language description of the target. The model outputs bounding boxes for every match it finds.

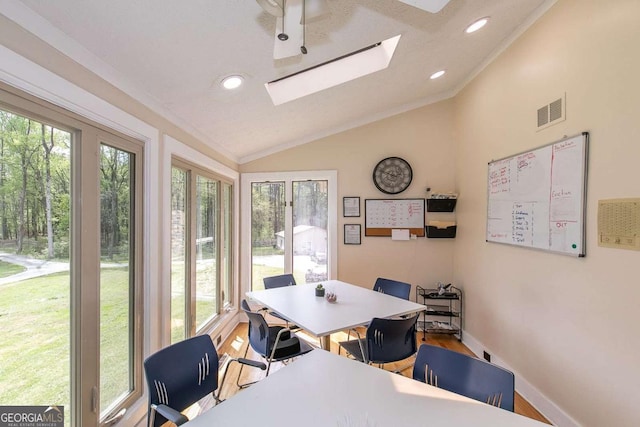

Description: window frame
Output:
[96,133,144,419]
[1,48,160,427]
[171,156,234,339]
[0,83,145,427]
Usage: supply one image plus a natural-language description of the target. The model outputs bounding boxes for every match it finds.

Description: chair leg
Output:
[338,329,353,355]
[391,355,416,374]
[236,342,261,389]
[215,357,237,404]
[264,358,273,377]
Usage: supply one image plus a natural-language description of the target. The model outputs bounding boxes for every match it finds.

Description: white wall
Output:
[454,1,640,426]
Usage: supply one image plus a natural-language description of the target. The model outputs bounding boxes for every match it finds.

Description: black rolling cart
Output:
[416,285,463,341]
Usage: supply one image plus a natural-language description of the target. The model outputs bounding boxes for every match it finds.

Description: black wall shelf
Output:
[426,198,457,212]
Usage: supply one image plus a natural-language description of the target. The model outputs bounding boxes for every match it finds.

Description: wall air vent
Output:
[536,93,566,131]
[537,105,549,127]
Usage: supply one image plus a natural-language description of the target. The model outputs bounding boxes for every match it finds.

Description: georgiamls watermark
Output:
[0,406,64,427]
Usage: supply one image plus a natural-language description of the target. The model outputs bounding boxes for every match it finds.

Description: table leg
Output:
[320,335,331,351]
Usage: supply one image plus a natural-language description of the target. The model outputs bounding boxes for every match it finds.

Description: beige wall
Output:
[4,0,639,424]
[454,0,640,426]
[241,100,457,290]
[244,1,640,425]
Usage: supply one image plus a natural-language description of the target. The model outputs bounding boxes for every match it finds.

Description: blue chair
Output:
[373,277,412,300]
[263,273,296,289]
[238,299,314,388]
[262,274,298,329]
[339,277,413,356]
[338,313,419,368]
[143,335,266,427]
[412,344,515,411]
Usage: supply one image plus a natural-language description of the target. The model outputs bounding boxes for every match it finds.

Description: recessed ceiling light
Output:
[221,75,244,90]
[465,17,489,34]
[430,70,446,80]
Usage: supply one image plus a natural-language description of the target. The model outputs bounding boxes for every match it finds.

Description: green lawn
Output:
[0,268,131,420]
[99,268,133,411]
[0,259,26,278]
[0,272,71,407]
[0,259,304,421]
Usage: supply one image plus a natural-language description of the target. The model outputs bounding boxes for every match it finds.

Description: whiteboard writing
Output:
[365,199,426,237]
[366,199,424,228]
[486,133,588,256]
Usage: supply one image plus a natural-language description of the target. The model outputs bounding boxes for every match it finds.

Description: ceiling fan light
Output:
[256,0,284,17]
[465,17,489,34]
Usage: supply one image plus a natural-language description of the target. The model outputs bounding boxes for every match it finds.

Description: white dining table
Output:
[246,279,426,349]
[185,348,548,427]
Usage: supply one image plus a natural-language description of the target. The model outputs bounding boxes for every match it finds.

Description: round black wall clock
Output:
[372,157,413,194]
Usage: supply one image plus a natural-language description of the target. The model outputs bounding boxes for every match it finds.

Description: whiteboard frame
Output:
[486,132,589,257]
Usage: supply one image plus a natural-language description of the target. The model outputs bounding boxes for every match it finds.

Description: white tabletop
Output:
[246,280,425,338]
[185,349,547,427]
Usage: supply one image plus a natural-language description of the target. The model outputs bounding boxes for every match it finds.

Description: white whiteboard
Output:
[365,199,425,237]
[486,133,588,256]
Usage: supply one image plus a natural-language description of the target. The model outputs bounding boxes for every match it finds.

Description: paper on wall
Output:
[391,229,410,240]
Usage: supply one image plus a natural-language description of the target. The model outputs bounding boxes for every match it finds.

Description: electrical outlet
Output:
[483,351,491,362]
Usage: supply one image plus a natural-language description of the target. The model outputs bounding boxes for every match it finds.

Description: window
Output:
[0,85,143,426]
[171,159,233,343]
[99,143,142,417]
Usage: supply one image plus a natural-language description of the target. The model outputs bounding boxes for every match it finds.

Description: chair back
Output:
[263,273,296,289]
[366,313,418,364]
[413,344,515,411]
[241,300,272,357]
[143,335,220,427]
[241,299,308,362]
[373,277,411,300]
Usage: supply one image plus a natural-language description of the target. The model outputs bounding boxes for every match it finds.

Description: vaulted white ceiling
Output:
[4,0,553,163]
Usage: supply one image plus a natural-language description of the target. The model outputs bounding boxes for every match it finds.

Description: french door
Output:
[241,171,337,293]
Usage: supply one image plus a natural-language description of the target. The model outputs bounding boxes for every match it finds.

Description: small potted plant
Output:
[315,284,325,297]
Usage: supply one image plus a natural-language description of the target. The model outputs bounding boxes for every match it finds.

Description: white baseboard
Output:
[461,330,581,427]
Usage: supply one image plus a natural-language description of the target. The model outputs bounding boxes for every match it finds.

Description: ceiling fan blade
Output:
[273,0,304,59]
[256,0,284,17]
[397,0,451,13]
[302,0,330,24]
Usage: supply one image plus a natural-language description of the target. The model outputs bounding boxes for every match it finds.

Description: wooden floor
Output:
[190,323,550,424]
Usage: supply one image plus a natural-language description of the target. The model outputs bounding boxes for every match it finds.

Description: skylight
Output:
[265,35,401,106]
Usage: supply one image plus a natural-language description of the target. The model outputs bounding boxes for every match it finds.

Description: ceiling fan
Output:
[256,0,451,59]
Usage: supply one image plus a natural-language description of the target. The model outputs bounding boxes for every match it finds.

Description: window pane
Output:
[170,167,187,344]
[222,183,232,307]
[251,182,285,290]
[99,144,134,414]
[293,180,328,285]
[0,111,71,422]
[195,175,217,330]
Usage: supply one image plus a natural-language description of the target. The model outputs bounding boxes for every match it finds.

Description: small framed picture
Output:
[344,224,361,245]
[343,196,360,217]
